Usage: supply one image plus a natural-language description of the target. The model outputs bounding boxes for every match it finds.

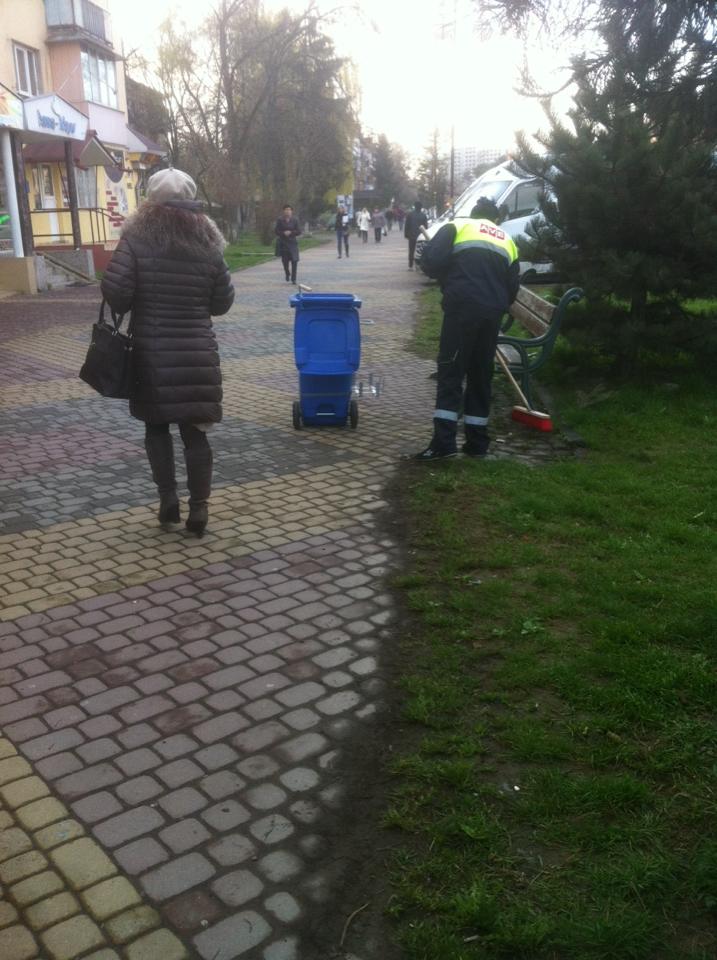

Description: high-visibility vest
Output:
[452,218,519,265]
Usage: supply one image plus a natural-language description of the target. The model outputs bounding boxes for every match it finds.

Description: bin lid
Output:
[290,293,362,309]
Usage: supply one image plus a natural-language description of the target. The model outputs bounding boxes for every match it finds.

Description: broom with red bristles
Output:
[495,347,553,432]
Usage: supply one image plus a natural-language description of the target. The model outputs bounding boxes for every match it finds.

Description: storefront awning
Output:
[23,129,116,167]
[126,125,168,158]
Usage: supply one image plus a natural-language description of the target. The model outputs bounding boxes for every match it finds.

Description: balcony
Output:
[45,0,116,56]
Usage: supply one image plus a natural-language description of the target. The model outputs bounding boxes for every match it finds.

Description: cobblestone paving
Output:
[0,232,570,959]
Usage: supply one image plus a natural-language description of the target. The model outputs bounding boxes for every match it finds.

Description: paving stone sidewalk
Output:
[0,231,567,960]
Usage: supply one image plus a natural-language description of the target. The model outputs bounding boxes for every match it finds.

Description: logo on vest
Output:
[479,223,505,240]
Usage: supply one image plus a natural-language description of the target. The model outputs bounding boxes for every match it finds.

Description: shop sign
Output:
[24,95,87,140]
[0,83,24,130]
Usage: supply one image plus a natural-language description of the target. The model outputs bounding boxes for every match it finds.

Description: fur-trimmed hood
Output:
[122,201,227,259]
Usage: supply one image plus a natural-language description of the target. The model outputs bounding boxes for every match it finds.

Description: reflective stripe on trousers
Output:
[431,303,501,450]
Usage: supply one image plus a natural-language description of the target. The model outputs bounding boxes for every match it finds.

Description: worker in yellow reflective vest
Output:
[414,197,520,460]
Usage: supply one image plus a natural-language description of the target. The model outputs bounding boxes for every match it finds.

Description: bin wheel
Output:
[349,399,359,429]
[292,401,302,430]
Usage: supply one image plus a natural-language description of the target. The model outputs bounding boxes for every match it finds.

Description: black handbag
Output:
[274,238,282,257]
[79,299,135,399]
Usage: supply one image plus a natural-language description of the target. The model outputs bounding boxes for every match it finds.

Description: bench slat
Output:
[515,285,555,323]
[497,285,583,409]
[508,300,549,337]
[497,344,521,363]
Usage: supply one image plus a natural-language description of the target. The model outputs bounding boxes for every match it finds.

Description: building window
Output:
[81,48,117,108]
[14,43,41,96]
[75,168,97,208]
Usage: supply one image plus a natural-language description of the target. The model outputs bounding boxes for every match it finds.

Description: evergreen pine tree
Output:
[515,1,717,363]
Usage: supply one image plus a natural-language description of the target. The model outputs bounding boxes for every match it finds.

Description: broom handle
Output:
[495,347,531,409]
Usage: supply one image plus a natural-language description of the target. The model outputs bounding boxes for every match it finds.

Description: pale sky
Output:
[110,0,571,162]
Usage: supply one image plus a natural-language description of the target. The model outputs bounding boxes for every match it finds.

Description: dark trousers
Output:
[281,252,297,282]
[374,228,382,242]
[336,232,349,256]
[431,303,501,453]
[145,422,210,453]
[407,237,417,267]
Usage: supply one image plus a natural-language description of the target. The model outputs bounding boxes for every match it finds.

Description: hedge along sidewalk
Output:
[387,292,717,960]
[223,232,330,271]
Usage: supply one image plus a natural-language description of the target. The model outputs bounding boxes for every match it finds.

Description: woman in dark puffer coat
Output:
[101,168,234,536]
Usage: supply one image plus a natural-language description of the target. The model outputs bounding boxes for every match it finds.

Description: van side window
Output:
[503,182,543,221]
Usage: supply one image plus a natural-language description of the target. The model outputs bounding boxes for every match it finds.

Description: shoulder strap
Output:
[99,298,130,335]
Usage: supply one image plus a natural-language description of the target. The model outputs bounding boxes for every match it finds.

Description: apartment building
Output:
[0,0,166,292]
[453,145,506,186]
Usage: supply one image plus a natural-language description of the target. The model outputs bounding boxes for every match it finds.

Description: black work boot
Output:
[463,424,490,458]
[144,433,180,524]
[184,446,213,536]
[413,445,457,461]
[413,416,458,460]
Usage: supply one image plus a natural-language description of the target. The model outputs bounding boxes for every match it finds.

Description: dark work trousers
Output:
[374,227,382,242]
[407,237,418,267]
[432,303,502,453]
[145,422,210,453]
[281,251,297,283]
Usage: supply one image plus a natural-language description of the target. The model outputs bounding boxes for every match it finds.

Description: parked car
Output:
[415,160,554,282]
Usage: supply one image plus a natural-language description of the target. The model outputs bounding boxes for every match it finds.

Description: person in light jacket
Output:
[274,204,302,283]
[357,207,371,243]
[101,168,235,536]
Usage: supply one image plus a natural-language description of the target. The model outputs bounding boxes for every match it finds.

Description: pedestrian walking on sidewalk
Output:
[357,207,371,243]
[372,208,386,242]
[101,168,235,536]
[275,204,302,284]
[404,200,428,269]
[335,205,350,258]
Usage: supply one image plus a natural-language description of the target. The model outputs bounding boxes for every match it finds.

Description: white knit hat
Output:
[146,168,197,203]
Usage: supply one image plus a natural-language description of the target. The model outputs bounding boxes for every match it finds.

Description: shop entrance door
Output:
[39,164,59,240]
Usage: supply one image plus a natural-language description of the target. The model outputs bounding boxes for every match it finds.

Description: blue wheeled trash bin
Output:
[290,292,362,429]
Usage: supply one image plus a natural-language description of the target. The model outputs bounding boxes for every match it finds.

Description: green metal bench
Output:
[497,285,583,408]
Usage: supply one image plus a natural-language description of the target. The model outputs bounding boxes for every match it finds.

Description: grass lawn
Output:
[387,287,717,959]
[223,231,329,271]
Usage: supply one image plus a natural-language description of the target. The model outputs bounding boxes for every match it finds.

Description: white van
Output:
[416,160,553,281]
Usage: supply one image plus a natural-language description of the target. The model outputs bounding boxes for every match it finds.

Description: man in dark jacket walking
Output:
[413,197,520,461]
[335,205,350,258]
[275,205,302,284]
[404,200,428,269]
